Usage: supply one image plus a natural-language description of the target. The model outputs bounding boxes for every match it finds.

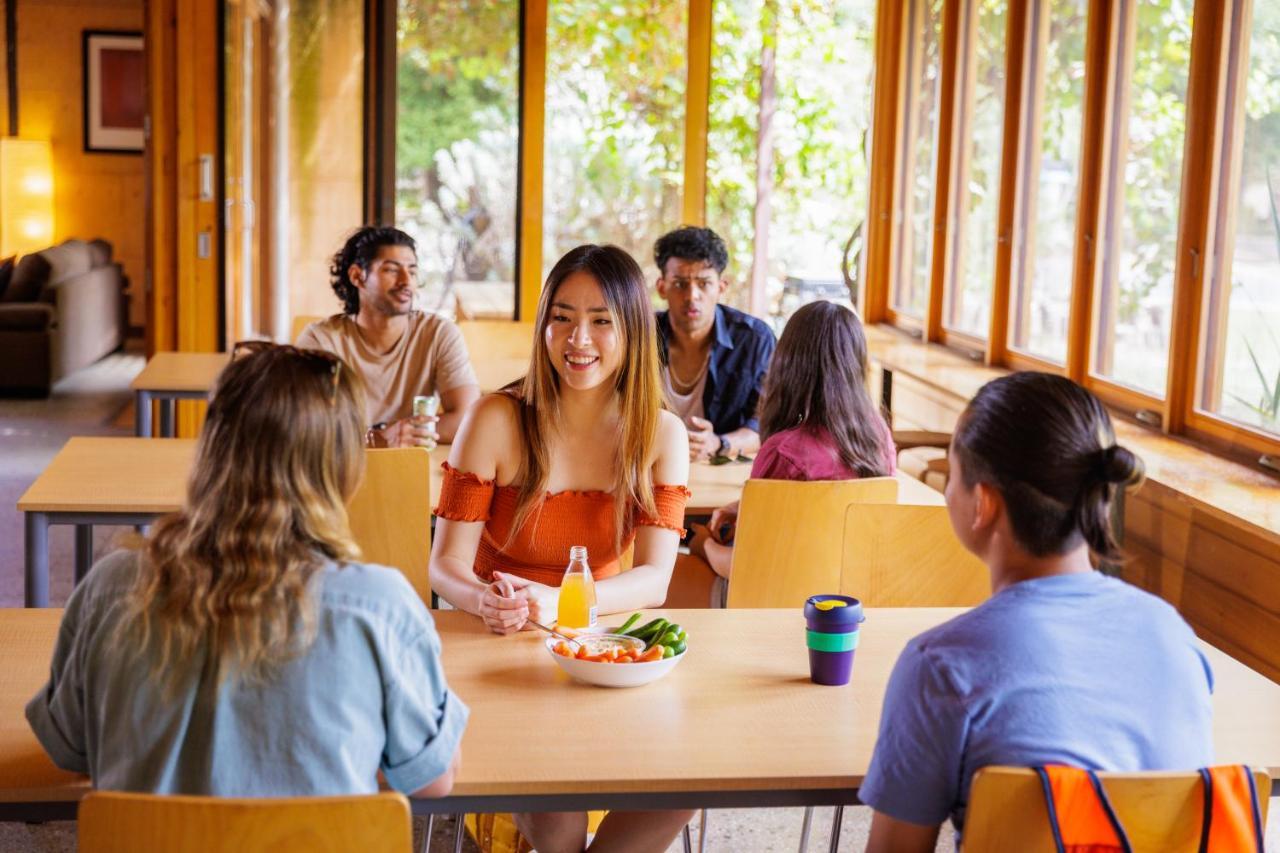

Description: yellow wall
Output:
[15,0,146,329]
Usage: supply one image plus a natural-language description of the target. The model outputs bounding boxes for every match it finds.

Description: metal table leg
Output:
[827,805,845,853]
[160,397,175,438]
[24,512,50,607]
[75,525,94,585]
[135,390,153,437]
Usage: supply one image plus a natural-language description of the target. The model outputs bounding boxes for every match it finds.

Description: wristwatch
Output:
[716,434,731,457]
[366,422,389,448]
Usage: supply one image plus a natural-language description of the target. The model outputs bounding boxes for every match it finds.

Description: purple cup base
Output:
[809,649,856,686]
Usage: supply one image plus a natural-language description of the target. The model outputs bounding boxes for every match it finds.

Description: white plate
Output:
[544,636,686,688]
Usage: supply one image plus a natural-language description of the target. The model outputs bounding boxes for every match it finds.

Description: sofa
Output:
[0,239,125,395]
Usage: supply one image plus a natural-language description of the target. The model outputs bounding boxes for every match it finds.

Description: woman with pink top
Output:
[692,300,896,579]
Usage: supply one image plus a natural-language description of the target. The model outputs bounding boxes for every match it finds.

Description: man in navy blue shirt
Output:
[654,226,776,461]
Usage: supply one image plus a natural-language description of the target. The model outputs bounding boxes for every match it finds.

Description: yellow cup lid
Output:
[814,599,848,611]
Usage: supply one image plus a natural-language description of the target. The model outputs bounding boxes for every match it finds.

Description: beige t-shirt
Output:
[297,311,478,426]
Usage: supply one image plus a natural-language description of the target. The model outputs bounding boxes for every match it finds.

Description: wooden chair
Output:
[457,320,535,361]
[291,314,325,344]
[348,448,433,604]
[78,791,412,852]
[721,476,897,852]
[964,766,1272,852]
[892,429,951,493]
[726,478,899,609]
[841,502,988,606]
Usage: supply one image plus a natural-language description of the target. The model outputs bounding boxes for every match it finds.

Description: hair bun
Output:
[1097,444,1143,486]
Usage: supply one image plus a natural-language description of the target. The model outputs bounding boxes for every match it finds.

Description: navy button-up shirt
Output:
[656,304,776,435]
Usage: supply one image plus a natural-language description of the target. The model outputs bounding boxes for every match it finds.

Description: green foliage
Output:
[706,0,876,305]
[1229,339,1280,427]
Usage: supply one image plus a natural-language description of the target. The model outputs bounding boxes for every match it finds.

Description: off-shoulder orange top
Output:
[433,463,692,586]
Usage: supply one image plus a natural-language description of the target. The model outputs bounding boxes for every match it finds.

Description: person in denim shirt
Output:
[654,226,776,461]
[26,343,467,799]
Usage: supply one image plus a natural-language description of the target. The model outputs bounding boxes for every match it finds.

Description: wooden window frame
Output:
[1002,0,1066,374]
[1076,0,1173,421]
[937,0,1006,355]
[885,0,945,334]
[1178,0,1280,459]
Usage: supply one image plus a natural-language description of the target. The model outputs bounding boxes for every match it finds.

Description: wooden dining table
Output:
[131,350,534,439]
[2,607,1278,823]
[21,438,947,607]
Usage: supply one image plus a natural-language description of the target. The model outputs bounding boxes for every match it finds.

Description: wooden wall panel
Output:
[1124,482,1280,683]
[16,0,147,329]
[890,372,965,433]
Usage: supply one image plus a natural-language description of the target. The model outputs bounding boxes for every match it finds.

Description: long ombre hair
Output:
[759,301,892,477]
[511,245,665,550]
[124,343,367,689]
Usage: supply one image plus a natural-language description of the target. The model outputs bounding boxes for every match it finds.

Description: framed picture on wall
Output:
[83,30,145,154]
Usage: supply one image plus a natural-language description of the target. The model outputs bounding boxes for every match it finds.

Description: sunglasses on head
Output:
[231,340,343,403]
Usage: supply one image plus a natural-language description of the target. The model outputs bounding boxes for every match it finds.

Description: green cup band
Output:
[806,629,860,653]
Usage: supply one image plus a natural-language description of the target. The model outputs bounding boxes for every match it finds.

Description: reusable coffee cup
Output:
[804,595,865,686]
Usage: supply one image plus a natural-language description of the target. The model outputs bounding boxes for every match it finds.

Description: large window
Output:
[892,0,944,320]
[706,0,877,325]
[1010,0,1088,364]
[396,0,519,320]
[944,0,1007,340]
[542,0,687,277]
[1201,1,1280,437]
[1091,0,1192,398]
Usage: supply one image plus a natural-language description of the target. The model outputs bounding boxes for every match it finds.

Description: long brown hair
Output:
[758,301,892,477]
[953,372,1144,560]
[511,245,665,549]
[124,343,367,688]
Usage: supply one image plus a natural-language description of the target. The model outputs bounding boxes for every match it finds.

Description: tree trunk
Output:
[748,0,778,318]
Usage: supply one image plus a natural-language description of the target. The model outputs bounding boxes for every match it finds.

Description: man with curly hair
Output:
[298,226,480,446]
[654,226,775,461]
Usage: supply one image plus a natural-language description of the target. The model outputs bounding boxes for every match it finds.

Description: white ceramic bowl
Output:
[544,636,687,688]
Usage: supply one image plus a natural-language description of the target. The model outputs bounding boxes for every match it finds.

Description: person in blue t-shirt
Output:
[27,342,467,798]
[862,371,1213,851]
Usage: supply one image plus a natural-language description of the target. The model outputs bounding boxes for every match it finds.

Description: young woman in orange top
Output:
[429,244,694,852]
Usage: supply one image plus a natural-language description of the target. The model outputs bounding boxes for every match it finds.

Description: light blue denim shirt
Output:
[26,549,468,796]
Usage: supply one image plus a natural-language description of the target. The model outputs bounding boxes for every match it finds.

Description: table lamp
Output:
[0,138,55,258]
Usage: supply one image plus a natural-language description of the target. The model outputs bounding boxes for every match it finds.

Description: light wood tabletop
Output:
[17,438,939,517]
[132,351,527,397]
[3,608,1278,818]
[130,352,231,394]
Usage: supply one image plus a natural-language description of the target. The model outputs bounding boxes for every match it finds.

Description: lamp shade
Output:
[0,138,56,257]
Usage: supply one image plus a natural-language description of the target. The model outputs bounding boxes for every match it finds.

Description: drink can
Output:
[412,395,438,418]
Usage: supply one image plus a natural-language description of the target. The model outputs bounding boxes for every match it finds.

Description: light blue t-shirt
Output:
[26,549,468,797]
[860,571,1214,832]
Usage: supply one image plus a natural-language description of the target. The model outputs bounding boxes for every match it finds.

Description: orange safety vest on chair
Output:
[1035,765,1265,853]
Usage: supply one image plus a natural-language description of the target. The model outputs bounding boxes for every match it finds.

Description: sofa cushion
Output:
[38,240,93,285]
[86,239,113,268]
[0,256,14,300]
[0,303,54,330]
[0,253,51,303]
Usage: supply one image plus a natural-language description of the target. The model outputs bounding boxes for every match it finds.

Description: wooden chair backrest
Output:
[841,503,988,606]
[458,320,536,361]
[348,448,432,603]
[78,791,412,853]
[290,314,325,344]
[726,478,899,609]
[964,766,1272,853]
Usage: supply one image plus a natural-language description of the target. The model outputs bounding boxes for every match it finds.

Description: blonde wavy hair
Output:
[124,342,367,689]
[510,244,665,551]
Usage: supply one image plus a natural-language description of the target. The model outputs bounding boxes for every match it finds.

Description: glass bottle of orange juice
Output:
[557,545,597,629]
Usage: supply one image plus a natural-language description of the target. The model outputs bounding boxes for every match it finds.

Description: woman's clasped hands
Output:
[479,572,559,635]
